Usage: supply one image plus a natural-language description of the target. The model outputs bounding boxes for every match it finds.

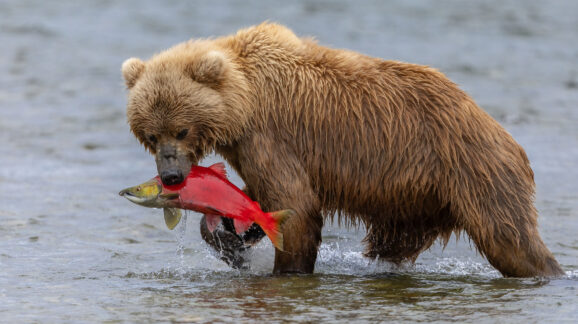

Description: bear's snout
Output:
[161,169,184,186]
[155,141,192,186]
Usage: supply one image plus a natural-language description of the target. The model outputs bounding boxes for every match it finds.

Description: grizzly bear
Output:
[121,22,563,277]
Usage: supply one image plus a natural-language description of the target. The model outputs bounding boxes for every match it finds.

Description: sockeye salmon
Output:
[119,163,293,251]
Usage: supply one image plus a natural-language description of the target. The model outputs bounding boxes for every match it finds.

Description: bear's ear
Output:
[188,51,227,86]
[121,57,145,89]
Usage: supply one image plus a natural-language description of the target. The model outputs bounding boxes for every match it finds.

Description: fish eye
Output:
[148,135,157,144]
[136,186,141,192]
[176,129,188,140]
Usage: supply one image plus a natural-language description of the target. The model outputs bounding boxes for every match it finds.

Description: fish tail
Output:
[262,209,295,251]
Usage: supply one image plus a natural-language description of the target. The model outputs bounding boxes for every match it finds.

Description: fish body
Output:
[120,163,292,250]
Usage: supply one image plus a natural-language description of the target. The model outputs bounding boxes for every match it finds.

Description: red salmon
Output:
[160,163,293,251]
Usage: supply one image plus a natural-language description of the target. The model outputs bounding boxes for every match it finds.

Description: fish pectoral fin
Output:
[205,214,222,233]
[159,193,179,200]
[163,208,182,230]
[233,218,254,235]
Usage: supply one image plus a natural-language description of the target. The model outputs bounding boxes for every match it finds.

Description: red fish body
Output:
[160,163,292,251]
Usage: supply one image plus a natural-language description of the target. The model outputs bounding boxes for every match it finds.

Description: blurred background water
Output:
[1,0,577,322]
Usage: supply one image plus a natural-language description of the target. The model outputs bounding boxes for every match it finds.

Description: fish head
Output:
[119,177,165,207]
[119,177,182,230]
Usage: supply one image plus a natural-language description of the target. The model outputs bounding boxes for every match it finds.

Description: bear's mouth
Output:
[160,169,184,186]
[155,141,193,186]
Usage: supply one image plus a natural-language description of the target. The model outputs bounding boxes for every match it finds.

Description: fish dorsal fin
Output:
[208,162,227,179]
[233,218,254,235]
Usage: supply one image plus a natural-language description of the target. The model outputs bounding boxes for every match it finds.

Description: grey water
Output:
[1,0,577,322]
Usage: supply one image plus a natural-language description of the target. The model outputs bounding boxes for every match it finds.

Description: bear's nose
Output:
[161,170,184,186]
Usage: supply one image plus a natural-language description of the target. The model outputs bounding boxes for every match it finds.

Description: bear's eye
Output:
[148,134,157,144]
[176,129,188,140]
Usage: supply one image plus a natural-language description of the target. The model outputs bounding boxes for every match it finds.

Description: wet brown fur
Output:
[122,23,563,277]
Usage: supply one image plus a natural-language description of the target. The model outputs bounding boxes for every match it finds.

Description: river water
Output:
[1,0,577,322]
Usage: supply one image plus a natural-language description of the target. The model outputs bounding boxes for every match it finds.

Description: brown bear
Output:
[121,22,563,277]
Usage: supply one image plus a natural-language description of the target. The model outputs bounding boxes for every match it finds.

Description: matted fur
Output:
[123,22,563,277]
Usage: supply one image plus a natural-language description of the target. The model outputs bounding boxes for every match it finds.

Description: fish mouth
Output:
[119,189,151,204]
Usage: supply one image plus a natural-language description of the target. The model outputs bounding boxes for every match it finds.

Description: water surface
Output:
[1,0,577,322]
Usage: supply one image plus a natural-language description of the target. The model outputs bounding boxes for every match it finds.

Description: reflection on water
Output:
[1,0,577,322]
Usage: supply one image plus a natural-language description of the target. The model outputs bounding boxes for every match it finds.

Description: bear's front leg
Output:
[263,178,322,274]
[248,172,323,274]
[273,206,323,274]
[233,135,323,274]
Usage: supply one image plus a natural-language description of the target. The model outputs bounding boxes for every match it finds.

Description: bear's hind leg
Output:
[454,183,564,277]
[462,210,564,277]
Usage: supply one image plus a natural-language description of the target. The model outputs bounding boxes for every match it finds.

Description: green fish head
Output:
[119,177,182,230]
[119,177,164,207]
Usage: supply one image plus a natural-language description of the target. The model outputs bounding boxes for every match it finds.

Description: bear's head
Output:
[122,42,250,185]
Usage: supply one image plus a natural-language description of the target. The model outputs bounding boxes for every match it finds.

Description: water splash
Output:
[414,257,500,278]
[565,269,578,279]
[172,209,188,275]
[316,241,396,275]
